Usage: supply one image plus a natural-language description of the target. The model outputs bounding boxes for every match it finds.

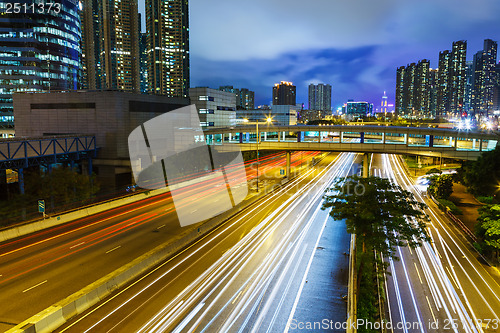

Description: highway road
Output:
[54,152,357,333]
[0,151,318,332]
[374,154,500,333]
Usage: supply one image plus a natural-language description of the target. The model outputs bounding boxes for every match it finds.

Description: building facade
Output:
[345,101,373,120]
[13,91,189,188]
[308,83,332,115]
[395,60,432,118]
[189,87,236,128]
[236,105,298,126]
[146,0,190,97]
[81,0,140,91]
[0,0,82,131]
[272,81,296,105]
[219,86,255,110]
[471,39,498,116]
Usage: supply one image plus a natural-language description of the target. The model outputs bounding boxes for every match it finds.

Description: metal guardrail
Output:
[0,135,97,170]
[347,234,357,333]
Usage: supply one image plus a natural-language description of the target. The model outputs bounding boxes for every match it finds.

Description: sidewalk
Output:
[448,182,483,233]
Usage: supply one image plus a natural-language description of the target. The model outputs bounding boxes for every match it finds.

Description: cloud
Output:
[142,0,500,108]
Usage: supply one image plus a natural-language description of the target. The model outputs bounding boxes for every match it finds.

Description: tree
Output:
[322,175,430,259]
[476,204,500,260]
[462,146,500,197]
[428,174,453,200]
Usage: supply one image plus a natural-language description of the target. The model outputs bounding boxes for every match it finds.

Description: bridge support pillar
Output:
[18,168,25,195]
[404,133,408,145]
[286,151,291,178]
[297,132,301,142]
[382,132,386,144]
[429,135,434,147]
[340,132,344,143]
[239,133,243,143]
[473,138,476,150]
[283,132,286,141]
[480,139,483,151]
[264,132,267,141]
[363,154,369,178]
[360,132,365,144]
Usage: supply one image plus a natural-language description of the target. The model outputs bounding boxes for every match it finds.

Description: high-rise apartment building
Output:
[472,39,498,115]
[219,86,255,110]
[273,81,296,105]
[0,0,82,130]
[140,32,148,93]
[429,69,439,117]
[494,62,500,111]
[414,60,430,117]
[395,60,431,118]
[81,0,140,91]
[146,0,190,97]
[308,84,332,115]
[449,40,467,114]
[395,66,405,116]
[436,41,468,117]
[464,61,474,114]
[437,50,451,117]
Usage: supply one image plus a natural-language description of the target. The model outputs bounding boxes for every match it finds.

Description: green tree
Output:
[322,175,430,258]
[462,146,500,197]
[476,204,500,260]
[428,174,454,200]
[25,167,99,207]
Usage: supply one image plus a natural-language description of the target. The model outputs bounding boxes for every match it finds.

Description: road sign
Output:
[38,200,45,213]
[280,169,285,175]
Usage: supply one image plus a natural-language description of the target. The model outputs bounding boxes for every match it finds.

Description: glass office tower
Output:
[0,0,81,129]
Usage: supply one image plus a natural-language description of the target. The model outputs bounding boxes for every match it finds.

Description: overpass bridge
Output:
[204,125,499,161]
[0,135,98,193]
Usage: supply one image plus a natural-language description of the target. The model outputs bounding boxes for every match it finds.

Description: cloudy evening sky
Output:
[140,0,500,111]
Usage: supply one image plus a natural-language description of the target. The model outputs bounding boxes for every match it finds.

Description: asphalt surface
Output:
[54,152,357,333]
[376,154,500,333]
[0,151,315,332]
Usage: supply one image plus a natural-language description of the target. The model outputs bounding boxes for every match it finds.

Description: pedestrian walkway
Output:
[449,182,483,232]
[289,218,350,332]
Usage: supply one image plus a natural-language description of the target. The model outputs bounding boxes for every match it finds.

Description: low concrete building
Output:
[13,90,189,189]
[189,87,237,128]
[236,105,298,126]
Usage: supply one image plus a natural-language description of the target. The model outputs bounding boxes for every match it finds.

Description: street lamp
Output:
[243,117,273,192]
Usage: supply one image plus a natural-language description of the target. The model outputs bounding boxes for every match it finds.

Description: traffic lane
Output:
[372,154,453,333]
[385,154,499,332]
[191,156,355,332]
[0,201,183,326]
[54,153,344,333]
[0,155,301,297]
[0,151,303,262]
[387,154,500,323]
[0,178,248,327]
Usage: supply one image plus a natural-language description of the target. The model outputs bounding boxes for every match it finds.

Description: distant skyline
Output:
[139,0,500,110]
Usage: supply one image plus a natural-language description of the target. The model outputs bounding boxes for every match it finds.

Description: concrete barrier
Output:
[5,175,291,333]
[0,173,216,243]
[4,154,325,333]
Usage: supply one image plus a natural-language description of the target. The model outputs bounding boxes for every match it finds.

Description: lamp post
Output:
[243,117,273,192]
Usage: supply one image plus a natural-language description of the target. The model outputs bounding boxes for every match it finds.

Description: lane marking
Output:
[70,242,85,249]
[22,280,47,293]
[426,296,437,322]
[414,262,423,284]
[105,246,121,254]
[156,225,166,230]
